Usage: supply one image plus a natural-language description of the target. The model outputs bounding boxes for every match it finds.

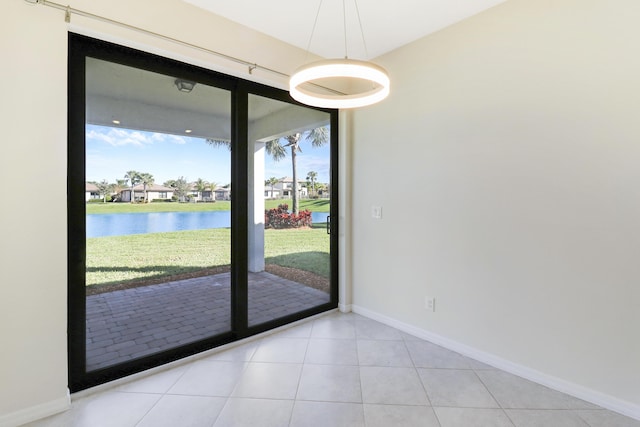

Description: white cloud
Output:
[86,126,174,147]
[167,134,188,145]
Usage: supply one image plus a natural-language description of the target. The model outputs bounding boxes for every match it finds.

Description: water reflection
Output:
[87,211,327,237]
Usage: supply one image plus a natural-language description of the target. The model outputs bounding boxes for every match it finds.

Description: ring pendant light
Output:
[289,0,390,109]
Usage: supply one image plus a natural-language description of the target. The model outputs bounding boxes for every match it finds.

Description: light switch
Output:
[371,205,382,219]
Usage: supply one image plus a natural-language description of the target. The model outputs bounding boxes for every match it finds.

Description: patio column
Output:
[248,138,265,273]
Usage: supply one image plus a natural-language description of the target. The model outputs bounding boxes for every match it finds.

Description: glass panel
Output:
[247,94,331,326]
[85,58,231,371]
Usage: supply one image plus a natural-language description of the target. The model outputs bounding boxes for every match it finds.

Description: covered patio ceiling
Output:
[86,57,328,142]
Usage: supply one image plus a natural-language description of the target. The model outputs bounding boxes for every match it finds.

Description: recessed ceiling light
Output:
[185,129,192,133]
[112,119,121,125]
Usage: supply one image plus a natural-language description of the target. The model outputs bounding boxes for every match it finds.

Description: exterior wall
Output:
[85,191,100,201]
[214,190,230,201]
[144,191,173,202]
[120,189,132,202]
[264,189,281,198]
[351,0,640,418]
[275,180,308,198]
[186,190,228,201]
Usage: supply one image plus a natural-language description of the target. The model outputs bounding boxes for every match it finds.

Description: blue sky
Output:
[86,125,331,186]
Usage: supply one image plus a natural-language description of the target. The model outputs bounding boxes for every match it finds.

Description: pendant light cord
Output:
[353,0,370,59]
[343,0,348,59]
[303,0,370,61]
[304,0,324,64]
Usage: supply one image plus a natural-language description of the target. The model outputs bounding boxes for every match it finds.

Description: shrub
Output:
[87,196,111,203]
[265,204,312,229]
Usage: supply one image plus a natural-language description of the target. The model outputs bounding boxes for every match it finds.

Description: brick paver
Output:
[86,271,329,371]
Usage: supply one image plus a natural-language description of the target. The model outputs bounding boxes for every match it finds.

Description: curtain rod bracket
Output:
[65,5,71,22]
[248,64,257,75]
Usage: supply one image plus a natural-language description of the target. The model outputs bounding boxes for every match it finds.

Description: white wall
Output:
[0,0,311,425]
[352,0,640,417]
[1,2,69,425]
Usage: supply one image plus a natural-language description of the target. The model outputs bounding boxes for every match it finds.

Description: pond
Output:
[86,211,329,238]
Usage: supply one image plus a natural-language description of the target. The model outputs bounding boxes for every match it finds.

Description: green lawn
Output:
[264,224,330,278]
[266,198,330,212]
[86,224,329,288]
[86,198,330,214]
[86,201,231,214]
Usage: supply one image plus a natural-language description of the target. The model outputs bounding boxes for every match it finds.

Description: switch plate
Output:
[371,206,382,219]
[425,297,435,312]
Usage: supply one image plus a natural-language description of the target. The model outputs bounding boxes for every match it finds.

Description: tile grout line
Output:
[472,369,518,427]
[402,335,443,427]
[290,328,313,422]
[36,313,640,427]
[402,334,435,409]
[353,318,367,426]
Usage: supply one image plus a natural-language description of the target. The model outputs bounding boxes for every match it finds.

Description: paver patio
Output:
[86,271,329,371]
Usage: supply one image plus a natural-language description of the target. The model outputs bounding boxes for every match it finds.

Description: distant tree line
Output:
[89,171,228,203]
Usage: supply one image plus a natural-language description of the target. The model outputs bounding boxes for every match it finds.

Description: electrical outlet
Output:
[425,297,435,312]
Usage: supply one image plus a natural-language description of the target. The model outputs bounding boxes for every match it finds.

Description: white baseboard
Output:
[0,390,70,427]
[352,305,640,422]
[338,303,352,313]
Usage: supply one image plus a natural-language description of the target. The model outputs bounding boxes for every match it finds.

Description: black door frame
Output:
[68,33,338,392]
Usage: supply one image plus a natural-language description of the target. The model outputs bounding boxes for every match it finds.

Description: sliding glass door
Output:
[68,34,338,391]
[247,94,332,327]
[83,57,233,372]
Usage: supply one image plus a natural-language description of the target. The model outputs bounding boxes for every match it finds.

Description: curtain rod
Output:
[26,0,344,93]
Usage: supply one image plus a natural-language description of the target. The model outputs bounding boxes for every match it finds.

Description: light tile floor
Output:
[24,312,640,427]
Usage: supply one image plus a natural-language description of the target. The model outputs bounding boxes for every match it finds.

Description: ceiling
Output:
[85,1,510,138]
[86,58,328,140]
[184,0,509,60]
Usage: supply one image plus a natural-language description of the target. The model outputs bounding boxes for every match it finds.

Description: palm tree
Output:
[165,176,189,202]
[306,171,318,197]
[139,172,154,203]
[265,177,279,198]
[124,170,140,203]
[205,138,231,151]
[208,181,219,201]
[206,126,329,214]
[315,182,328,198]
[268,127,328,214]
[195,178,209,202]
[112,179,128,202]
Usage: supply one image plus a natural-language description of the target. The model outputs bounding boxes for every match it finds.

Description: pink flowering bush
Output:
[265,204,312,229]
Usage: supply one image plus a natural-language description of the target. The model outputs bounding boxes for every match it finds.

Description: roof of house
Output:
[188,183,226,191]
[86,183,99,192]
[129,184,175,192]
